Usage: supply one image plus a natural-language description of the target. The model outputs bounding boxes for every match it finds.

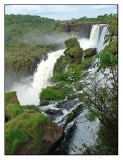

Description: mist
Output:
[19,31,80,46]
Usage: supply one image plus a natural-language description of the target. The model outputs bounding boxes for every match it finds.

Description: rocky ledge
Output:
[5,91,63,155]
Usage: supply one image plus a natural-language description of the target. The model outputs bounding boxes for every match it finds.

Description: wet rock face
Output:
[46,109,63,121]
[18,122,63,155]
[18,122,64,155]
[63,23,92,38]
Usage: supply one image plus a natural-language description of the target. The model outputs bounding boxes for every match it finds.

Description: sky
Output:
[5,5,117,20]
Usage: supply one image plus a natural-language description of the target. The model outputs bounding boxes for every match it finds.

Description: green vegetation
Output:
[64,38,83,64]
[5,14,62,78]
[103,38,118,55]
[63,14,117,42]
[65,113,74,125]
[41,38,94,103]
[77,49,118,154]
[5,43,59,77]
[5,91,20,106]
[5,129,29,155]
[5,91,40,120]
[64,37,80,49]
[84,48,97,58]
[5,91,53,155]
[5,109,51,154]
[54,55,67,75]
[5,14,58,45]
[5,13,118,155]
[40,82,72,101]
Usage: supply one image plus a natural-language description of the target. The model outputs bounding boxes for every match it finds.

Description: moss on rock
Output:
[64,38,83,64]
[5,109,51,154]
[53,55,67,75]
[5,93,63,155]
[64,37,80,49]
[84,48,97,58]
[5,91,40,121]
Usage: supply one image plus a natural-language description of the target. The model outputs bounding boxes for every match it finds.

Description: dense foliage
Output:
[5,14,58,45]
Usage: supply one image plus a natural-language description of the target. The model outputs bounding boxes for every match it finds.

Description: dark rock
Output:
[62,23,92,38]
[64,103,83,127]
[83,61,92,70]
[18,122,64,155]
[111,36,117,41]
[50,121,76,155]
[46,109,63,116]
[56,99,76,109]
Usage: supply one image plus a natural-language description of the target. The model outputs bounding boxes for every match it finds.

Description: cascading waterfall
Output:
[9,24,110,154]
[10,49,64,105]
[32,49,64,93]
[79,24,109,52]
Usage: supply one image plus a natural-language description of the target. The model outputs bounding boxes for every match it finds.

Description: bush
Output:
[64,37,80,49]
[40,82,72,101]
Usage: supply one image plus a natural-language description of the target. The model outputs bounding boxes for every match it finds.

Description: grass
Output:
[5,109,51,154]
[5,92,40,120]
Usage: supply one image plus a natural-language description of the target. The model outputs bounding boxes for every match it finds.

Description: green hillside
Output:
[5,14,58,45]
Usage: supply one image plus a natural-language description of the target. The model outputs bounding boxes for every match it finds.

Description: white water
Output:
[10,49,64,105]
[79,24,109,52]
[69,109,100,154]
[68,24,110,154]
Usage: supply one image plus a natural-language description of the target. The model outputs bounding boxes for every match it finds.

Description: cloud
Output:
[92,5,116,9]
[5,5,117,20]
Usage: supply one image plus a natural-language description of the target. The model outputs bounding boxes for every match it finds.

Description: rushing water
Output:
[8,24,110,154]
[10,49,64,105]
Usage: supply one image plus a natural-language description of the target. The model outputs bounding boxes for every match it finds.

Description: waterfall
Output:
[97,24,109,52]
[79,24,109,52]
[89,24,100,48]
[32,49,64,92]
[10,49,64,105]
[9,24,109,106]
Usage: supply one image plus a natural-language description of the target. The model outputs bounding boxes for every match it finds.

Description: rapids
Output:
[8,24,110,154]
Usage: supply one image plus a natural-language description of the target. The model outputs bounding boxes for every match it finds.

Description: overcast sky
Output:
[5,5,117,20]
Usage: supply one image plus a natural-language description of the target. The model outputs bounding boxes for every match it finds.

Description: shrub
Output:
[40,82,72,101]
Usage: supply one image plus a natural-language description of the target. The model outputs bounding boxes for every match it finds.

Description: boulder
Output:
[64,37,80,49]
[65,47,83,64]
[46,109,63,116]
[84,48,97,58]
[5,92,64,155]
[64,38,83,64]
[5,109,63,155]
